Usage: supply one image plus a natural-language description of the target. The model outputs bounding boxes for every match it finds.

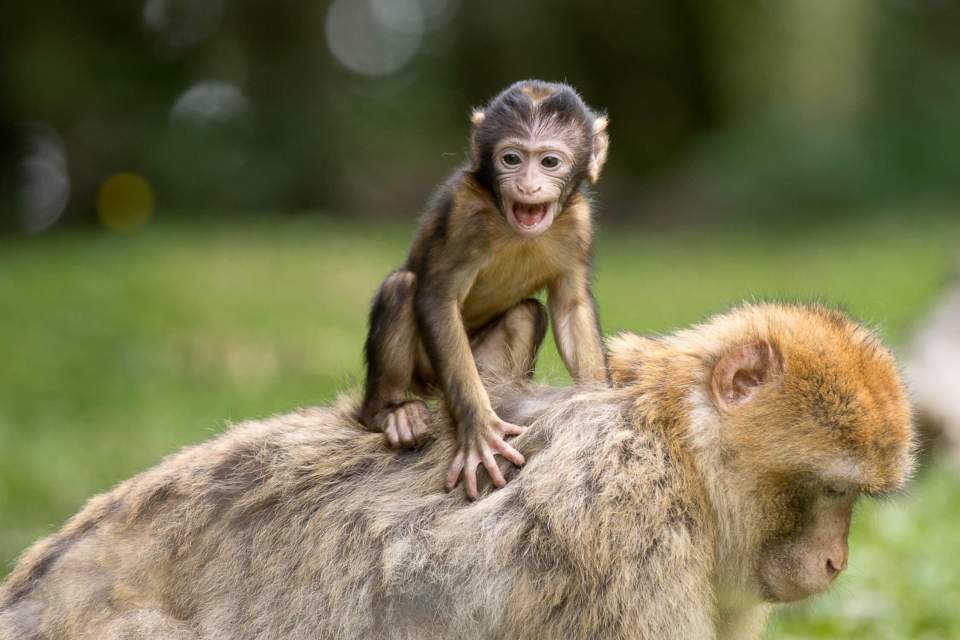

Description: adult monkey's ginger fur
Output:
[1,303,914,639]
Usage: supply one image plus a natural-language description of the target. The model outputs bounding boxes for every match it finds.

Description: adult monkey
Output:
[360,80,609,498]
[0,304,915,639]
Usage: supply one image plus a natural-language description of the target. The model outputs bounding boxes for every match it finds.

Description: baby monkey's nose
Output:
[517,182,542,196]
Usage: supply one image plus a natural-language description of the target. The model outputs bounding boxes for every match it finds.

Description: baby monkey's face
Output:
[494,137,574,238]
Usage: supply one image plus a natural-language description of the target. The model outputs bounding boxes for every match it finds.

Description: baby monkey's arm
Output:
[549,265,607,385]
[413,275,527,500]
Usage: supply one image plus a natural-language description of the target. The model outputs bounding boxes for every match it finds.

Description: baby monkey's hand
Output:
[445,413,526,500]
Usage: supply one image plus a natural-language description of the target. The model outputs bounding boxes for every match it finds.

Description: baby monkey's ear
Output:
[468,109,486,163]
[588,116,609,185]
[710,340,784,412]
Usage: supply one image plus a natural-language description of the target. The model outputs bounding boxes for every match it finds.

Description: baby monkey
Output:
[361,80,609,498]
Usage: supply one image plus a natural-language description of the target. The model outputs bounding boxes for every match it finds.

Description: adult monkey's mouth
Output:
[505,198,555,237]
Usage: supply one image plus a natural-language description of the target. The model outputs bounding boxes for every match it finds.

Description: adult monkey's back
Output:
[1,303,914,640]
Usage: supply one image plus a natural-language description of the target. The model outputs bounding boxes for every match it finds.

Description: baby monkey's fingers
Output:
[497,420,526,439]
[463,449,483,500]
[481,446,507,488]
[447,416,528,499]
[445,449,467,492]
[489,417,527,467]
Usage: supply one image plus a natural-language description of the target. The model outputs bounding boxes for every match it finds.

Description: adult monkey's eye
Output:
[540,155,561,169]
[502,152,522,167]
[823,485,848,498]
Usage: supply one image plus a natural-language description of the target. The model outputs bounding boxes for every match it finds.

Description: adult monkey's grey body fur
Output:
[0,303,914,640]
[1,389,707,640]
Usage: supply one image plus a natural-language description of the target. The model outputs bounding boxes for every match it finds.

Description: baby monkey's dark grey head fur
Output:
[469,80,608,238]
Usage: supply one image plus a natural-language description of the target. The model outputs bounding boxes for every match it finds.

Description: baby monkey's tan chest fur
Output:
[462,213,585,328]
[463,243,556,327]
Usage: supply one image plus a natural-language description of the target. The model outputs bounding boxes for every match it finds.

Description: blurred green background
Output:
[2,1,960,638]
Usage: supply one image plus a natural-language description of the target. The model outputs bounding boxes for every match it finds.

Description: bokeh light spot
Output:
[97,173,155,233]
[417,0,460,29]
[171,80,249,124]
[325,0,424,76]
[143,0,224,50]
[20,126,70,234]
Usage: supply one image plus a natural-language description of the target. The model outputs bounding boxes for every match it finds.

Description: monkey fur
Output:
[0,302,915,640]
[360,80,609,498]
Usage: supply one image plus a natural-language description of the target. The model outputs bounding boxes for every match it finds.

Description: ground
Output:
[1,212,958,638]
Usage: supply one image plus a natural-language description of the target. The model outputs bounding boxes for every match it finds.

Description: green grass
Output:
[1,212,958,637]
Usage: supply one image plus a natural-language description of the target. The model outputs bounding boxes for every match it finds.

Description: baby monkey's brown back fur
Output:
[361,80,610,498]
[1,303,915,640]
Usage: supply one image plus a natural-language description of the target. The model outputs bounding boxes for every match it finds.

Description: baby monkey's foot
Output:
[445,416,527,500]
[381,401,431,449]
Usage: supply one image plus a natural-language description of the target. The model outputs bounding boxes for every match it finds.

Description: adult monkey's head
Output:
[469,80,609,238]
[610,304,916,606]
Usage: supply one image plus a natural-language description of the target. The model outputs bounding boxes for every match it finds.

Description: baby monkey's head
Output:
[469,80,608,238]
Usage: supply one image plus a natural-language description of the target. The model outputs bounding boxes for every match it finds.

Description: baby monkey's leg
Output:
[471,299,548,383]
[362,274,546,461]
[361,270,430,448]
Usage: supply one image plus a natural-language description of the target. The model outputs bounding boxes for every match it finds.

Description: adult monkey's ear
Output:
[710,340,784,412]
[470,109,486,126]
[588,115,609,185]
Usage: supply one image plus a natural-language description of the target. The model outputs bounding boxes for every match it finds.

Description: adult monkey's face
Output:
[470,81,609,238]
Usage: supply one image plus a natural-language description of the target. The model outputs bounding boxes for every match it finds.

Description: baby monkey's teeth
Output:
[508,199,551,231]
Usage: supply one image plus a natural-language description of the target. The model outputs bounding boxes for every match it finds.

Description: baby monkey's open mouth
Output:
[505,199,555,237]
[513,201,548,227]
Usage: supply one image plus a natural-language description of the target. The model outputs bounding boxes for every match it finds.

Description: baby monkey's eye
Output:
[540,155,561,169]
[502,152,522,167]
